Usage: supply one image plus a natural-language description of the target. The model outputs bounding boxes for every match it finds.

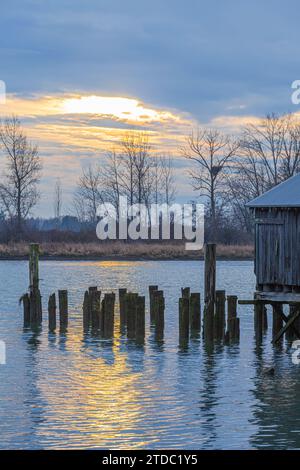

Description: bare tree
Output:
[182,129,239,238]
[240,113,300,188]
[54,178,62,219]
[73,164,104,222]
[102,150,122,211]
[160,155,176,204]
[228,113,300,233]
[0,116,42,234]
[121,132,152,205]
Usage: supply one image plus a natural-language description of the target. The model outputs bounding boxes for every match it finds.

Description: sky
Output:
[0,0,299,217]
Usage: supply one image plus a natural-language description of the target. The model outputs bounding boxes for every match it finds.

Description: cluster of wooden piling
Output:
[21,242,242,348]
[82,287,115,337]
[20,242,300,349]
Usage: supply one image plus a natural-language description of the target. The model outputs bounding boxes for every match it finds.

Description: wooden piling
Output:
[154,291,165,340]
[48,293,56,331]
[91,290,101,331]
[102,293,115,337]
[58,290,68,330]
[83,290,90,331]
[21,293,31,327]
[272,303,283,341]
[119,288,127,331]
[190,293,201,334]
[228,317,240,342]
[203,243,216,341]
[88,286,98,293]
[135,296,146,343]
[254,301,265,341]
[149,285,158,323]
[125,293,138,339]
[226,295,240,342]
[29,243,42,325]
[181,287,190,299]
[179,297,189,344]
[214,290,226,340]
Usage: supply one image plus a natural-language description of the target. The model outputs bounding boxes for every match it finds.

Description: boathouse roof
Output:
[246,173,300,208]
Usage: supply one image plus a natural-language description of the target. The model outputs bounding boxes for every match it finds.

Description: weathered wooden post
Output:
[190,293,201,335]
[149,285,158,323]
[103,293,115,337]
[58,290,68,331]
[203,243,216,341]
[135,296,146,343]
[272,303,283,341]
[179,297,189,345]
[48,293,56,331]
[154,290,165,341]
[254,300,265,341]
[125,293,138,339]
[91,290,101,331]
[181,287,190,299]
[119,288,127,331]
[226,295,240,342]
[29,243,42,325]
[83,290,90,332]
[214,290,226,340]
[21,293,31,327]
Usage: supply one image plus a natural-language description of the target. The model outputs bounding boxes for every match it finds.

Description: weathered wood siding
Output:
[254,208,300,290]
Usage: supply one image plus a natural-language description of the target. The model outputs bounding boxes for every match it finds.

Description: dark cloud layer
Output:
[1,0,299,121]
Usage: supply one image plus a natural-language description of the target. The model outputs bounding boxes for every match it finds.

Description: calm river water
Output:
[0,259,299,449]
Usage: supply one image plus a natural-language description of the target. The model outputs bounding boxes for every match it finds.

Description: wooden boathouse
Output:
[247,173,300,302]
[244,174,300,342]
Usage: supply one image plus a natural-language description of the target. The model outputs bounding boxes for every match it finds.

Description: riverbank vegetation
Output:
[0,242,254,260]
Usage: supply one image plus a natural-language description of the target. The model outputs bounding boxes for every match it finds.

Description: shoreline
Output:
[0,254,254,261]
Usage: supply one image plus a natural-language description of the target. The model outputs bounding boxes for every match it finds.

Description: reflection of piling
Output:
[179,297,189,345]
[190,293,201,335]
[149,285,158,323]
[203,243,216,342]
[135,296,146,343]
[214,290,226,340]
[119,288,127,331]
[48,293,56,331]
[58,290,68,331]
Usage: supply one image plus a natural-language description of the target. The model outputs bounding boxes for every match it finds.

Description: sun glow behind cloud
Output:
[0,92,193,154]
[61,95,180,123]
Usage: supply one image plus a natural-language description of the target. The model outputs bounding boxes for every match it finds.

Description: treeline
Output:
[1,113,300,244]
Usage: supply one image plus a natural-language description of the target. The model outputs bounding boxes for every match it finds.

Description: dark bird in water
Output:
[262,366,275,376]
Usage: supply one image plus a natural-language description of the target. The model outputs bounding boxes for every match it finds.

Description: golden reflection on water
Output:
[35,315,154,449]
[57,260,147,268]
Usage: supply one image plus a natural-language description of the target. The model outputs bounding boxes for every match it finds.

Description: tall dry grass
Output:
[0,242,254,260]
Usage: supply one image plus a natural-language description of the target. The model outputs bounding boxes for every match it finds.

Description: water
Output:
[0,259,299,450]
